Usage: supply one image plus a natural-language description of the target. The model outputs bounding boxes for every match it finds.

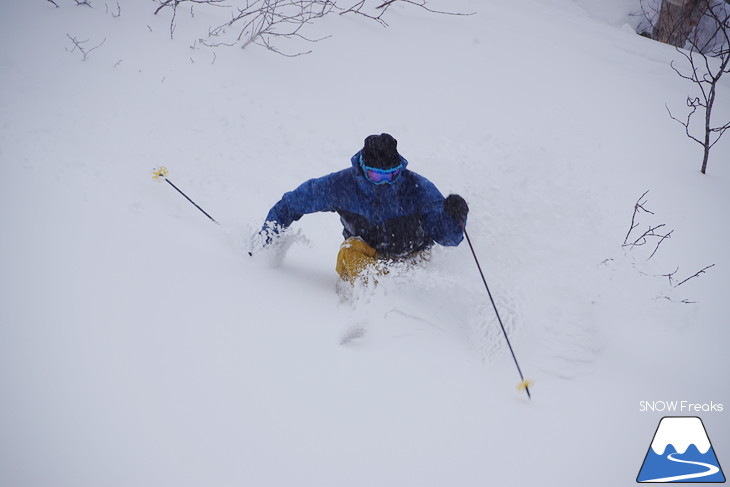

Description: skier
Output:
[258,133,469,283]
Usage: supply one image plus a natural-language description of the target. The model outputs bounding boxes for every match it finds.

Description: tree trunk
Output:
[653,0,710,47]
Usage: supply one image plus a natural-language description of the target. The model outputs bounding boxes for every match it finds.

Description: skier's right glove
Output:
[443,194,469,225]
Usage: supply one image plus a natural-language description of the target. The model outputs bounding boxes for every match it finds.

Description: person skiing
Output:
[258,133,469,283]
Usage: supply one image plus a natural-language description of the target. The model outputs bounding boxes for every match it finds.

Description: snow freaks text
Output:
[639,401,724,413]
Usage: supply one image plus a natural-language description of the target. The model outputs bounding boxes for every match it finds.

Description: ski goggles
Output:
[359,155,403,185]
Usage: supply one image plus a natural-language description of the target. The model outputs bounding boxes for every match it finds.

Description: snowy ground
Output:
[1,1,728,486]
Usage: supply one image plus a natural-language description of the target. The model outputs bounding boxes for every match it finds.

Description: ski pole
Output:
[152,166,219,225]
[462,223,533,400]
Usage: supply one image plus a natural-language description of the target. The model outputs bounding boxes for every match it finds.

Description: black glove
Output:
[443,194,469,224]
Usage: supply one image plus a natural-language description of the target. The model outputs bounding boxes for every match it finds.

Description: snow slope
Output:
[1,1,728,486]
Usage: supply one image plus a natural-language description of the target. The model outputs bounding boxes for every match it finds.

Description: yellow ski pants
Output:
[335,237,379,284]
[336,237,430,283]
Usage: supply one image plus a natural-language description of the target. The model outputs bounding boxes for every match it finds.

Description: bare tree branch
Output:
[675,263,716,286]
[666,102,705,145]
[376,0,474,17]
[339,0,389,26]
[147,0,475,56]
[206,0,336,57]
[339,0,474,26]
[622,191,675,261]
[154,0,227,16]
[199,38,237,47]
[659,266,681,286]
[648,229,674,260]
[623,190,653,245]
[663,1,730,173]
[66,34,107,61]
[154,0,228,39]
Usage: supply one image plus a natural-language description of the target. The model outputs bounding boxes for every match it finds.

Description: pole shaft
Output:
[165,178,219,225]
[463,226,531,400]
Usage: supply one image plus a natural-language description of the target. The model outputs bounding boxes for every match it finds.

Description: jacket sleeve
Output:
[263,173,339,229]
[419,181,464,247]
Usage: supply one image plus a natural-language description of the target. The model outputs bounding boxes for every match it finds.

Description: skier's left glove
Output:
[443,194,469,225]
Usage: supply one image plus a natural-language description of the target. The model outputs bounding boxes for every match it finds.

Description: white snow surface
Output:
[1,1,729,486]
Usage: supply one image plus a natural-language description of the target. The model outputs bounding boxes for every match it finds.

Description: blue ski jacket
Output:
[263,152,464,256]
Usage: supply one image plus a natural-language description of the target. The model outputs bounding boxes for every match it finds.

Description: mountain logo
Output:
[637,416,725,483]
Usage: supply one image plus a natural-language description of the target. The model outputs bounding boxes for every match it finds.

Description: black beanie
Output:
[361,133,401,169]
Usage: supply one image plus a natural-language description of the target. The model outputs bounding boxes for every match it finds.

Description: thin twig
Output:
[659,266,681,287]
[648,229,674,260]
[675,264,716,287]
[623,190,652,245]
[66,34,107,61]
